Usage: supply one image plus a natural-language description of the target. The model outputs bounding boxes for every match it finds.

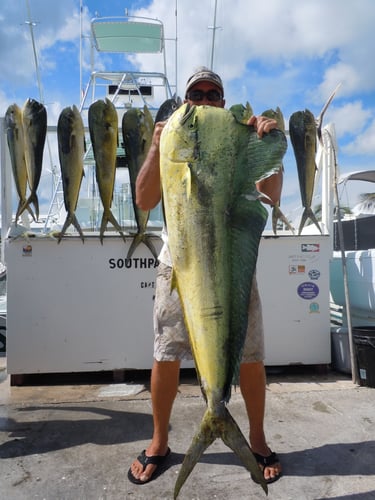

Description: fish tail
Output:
[19,195,38,222]
[100,209,126,244]
[126,233,158,260]
[28,192,39,221]
[272,204,295,234]
[174,406,267,499]
[15,199,36,224]
[57,213,84,244]
[298,207,322,235]
[70,213,85,243]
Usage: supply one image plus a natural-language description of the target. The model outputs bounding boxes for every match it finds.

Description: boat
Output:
[329,170,375,376]
[330,169,375,327]
[0,10,337,380]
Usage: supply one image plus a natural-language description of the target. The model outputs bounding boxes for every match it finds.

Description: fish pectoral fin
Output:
[182,166,192,198]
[170,268,178,293]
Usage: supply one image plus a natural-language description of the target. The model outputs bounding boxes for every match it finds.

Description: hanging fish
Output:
[88,98,126,243]
[22,98,47,220]
[122,105,157,259]
[261,107,294,234]
[289,109,322,235]
[4,103,35,222]
[56,105,85,243]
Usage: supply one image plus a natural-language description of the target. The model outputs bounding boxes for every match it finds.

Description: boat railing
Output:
[43,14,174,233]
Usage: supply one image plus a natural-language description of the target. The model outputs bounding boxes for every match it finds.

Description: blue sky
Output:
[1,0,375,225]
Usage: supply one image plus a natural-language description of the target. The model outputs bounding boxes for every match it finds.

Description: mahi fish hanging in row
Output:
[5,98,46,224]
[122,97,181,259]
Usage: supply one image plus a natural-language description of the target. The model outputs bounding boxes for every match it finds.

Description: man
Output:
[128,67,283,486]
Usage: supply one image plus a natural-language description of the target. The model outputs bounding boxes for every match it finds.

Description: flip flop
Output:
[127,447,171,485]
[251,451,282,484]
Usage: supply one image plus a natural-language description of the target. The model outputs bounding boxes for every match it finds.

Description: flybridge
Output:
[80,15,174,114]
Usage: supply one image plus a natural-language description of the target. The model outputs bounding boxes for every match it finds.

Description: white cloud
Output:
[326,101,372,138]
[343,118,375,156]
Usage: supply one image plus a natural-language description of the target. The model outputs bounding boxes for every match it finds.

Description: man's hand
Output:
[152,120,167,148]
[247,115,278,138]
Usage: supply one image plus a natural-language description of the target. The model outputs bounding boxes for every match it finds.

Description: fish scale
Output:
[160,103,287,498]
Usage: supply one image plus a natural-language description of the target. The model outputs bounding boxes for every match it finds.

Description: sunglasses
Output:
[186,89,223,102]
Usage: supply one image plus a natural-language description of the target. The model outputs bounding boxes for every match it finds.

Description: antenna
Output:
[208,0,220,70]
[25,0,44,103]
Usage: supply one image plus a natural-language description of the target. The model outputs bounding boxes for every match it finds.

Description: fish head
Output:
[58,106,85,155]
[155,97,182,123]
[160,103,198,163]
[122,107,142,134]
[122,107,153,153]
[89,98,118,143]
[5,104,22,129]
[22,98,47,124]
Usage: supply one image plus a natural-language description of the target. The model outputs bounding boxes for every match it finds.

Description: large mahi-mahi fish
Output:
[160,104,287,498]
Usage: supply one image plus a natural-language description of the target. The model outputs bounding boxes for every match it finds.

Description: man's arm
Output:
[256,167,283,205]
[135,121,165,211]
[248,114,283,205]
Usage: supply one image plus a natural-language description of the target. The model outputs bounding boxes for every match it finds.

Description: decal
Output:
[22,244,32,256]
[309,302,320,313]
[289,253,319,265]
[301,243,320,252]
[308,269,321,280]
[289,264,305,275]
[297,281,319,300]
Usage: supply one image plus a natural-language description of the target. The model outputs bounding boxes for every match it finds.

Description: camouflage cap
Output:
[185,66,224,97]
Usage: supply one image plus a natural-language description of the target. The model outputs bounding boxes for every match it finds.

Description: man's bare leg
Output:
[129,359,180,482]
[240,361,282,482]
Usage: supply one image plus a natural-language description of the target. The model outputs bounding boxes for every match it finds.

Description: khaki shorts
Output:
[153,263,264,363]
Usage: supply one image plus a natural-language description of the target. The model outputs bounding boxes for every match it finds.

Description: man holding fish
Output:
[128,67,283,488]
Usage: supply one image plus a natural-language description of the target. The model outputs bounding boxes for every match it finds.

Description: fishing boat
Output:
[1,10,336,381]
[330,170,375,328]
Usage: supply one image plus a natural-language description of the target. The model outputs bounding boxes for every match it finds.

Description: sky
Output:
[0,0,375,228]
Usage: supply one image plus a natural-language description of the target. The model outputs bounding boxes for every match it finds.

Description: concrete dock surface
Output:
[1,357,375,500]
